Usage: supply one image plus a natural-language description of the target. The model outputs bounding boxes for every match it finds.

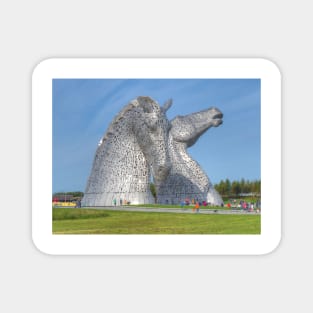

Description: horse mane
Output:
[99,96,159,145]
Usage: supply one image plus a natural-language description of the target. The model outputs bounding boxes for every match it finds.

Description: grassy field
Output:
[53,208,261,234]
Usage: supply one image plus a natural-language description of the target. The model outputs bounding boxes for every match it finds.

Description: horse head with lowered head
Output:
[82,96,172,206]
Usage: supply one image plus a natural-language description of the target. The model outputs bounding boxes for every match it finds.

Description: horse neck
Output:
[168,134,211,189]
[95,129,150,191]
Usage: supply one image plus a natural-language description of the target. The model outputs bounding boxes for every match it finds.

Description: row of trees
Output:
[214,179,261,197]
[150,179,260,200]
[52,191,84,201]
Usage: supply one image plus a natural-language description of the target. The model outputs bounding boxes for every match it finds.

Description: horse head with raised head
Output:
[170,107,223,147]
[157,106,224,206]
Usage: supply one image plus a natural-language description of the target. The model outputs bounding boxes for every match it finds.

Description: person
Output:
[196,202,200,213]
[180,199,185,208]
[113,198,117,206]
[120,198,122,206]
[193,201,200,213]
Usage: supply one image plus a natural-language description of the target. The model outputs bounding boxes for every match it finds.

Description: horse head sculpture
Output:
[170,107,223,147]
[157,106,224,206]
[82,96,172,206]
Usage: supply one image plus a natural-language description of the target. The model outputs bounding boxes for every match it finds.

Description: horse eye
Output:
[146,120,157,130]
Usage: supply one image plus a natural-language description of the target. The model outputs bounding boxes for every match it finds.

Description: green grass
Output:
[52,208,261,235]
[53,208,110,220]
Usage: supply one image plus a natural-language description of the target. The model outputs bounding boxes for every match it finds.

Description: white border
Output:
[32,58,281,255]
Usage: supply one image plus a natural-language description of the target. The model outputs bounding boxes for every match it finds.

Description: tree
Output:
[240,178,246,193]
[215,180,226,196]
[251,180,261,194]
[52,191,84,201]
[53,191,84,197]
[215,178,260,197]
[225,179,231,195]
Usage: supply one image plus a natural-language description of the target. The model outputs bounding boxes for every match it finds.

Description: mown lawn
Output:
[53,208,261,234]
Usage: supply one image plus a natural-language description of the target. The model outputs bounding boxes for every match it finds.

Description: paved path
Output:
[73,206,260,215]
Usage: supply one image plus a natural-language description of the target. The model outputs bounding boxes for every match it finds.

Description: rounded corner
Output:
[259,233,282,256]
[32,57,57,79]
[31,234,54,256]
[257,57,282,79]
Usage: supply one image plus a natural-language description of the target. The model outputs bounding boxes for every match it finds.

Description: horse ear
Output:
[162,99,173,113]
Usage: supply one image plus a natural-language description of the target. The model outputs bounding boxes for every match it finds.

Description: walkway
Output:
[77,206,260,215]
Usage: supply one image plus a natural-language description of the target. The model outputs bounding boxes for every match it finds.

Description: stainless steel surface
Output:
[82,97,223,206]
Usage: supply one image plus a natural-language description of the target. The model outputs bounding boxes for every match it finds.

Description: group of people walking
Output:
[225,199,260,211]
[113,198,130,206]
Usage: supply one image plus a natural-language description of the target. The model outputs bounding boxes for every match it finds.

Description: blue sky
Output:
[53,79,260,193]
